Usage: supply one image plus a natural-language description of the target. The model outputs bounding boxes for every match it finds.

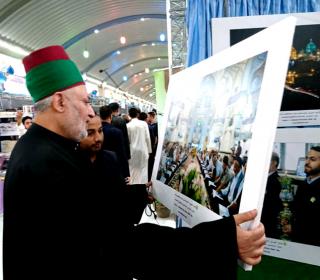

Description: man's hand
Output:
[145,181,154,203]
[125,177,131,185]
[234,210,265,265]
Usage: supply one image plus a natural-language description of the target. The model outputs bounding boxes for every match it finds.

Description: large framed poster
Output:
[212,12,320,266]
[151,16,296,269]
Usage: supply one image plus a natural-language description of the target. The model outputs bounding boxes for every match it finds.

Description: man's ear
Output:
[51,92,65,112]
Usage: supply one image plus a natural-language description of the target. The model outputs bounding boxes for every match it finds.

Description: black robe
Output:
[101,122,130,178]
[261,171,282,238]
[292,177,320,246]
[111,115,131,160]
[4,123,238,280]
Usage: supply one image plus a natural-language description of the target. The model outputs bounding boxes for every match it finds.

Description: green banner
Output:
[153,70,167,125]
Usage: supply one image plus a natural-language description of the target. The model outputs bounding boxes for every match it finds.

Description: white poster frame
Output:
[151,17,296,269]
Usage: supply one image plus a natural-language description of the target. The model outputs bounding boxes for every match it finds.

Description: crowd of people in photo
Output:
[155,139,248,212]
[157,141,188,184]
[158,135,320,247]
[198,145,247,217]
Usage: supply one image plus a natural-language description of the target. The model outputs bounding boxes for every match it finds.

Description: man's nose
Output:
[88,105,95,118]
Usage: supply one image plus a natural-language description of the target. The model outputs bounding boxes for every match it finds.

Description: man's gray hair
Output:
[33,95,53,113]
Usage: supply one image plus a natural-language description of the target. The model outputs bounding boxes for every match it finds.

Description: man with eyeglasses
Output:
[292,146,320,246]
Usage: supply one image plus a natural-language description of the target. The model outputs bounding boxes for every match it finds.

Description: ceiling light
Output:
[140,17,145,21]
[83,50,89,58]
[140,87,144,92]
[120,36,126,44]
[160,33,166,42]
[122,75,128,81]
[0,39,30,56]
[151,43,156,46]
[116,50,121,55]
[130,64,134,67]
[145,68,150,74]
[145,79,148,82]
[157,57,161,61]
[94,29,99,34]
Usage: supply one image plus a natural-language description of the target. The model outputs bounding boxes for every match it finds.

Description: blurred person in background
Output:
[108,102,131,160]
[127,107,152,184]
[99,105,130,179]
[16,110,33,137]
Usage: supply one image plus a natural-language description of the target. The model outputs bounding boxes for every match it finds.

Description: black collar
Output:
[27,123,79,151]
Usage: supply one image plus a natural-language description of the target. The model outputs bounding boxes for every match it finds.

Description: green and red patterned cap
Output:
[23,45,85,102]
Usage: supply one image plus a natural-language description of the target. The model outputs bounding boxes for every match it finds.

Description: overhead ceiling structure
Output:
[167,0,187,73]
[0,0,169,103]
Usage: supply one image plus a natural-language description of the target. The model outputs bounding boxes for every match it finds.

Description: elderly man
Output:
[3,45,96,279]
[4,45,265,280]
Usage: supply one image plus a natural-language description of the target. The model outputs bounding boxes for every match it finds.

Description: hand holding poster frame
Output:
[151,17,296,269]
[211,12,320,267]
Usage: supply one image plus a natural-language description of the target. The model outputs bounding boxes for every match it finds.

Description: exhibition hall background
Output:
[184,0,320,278]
